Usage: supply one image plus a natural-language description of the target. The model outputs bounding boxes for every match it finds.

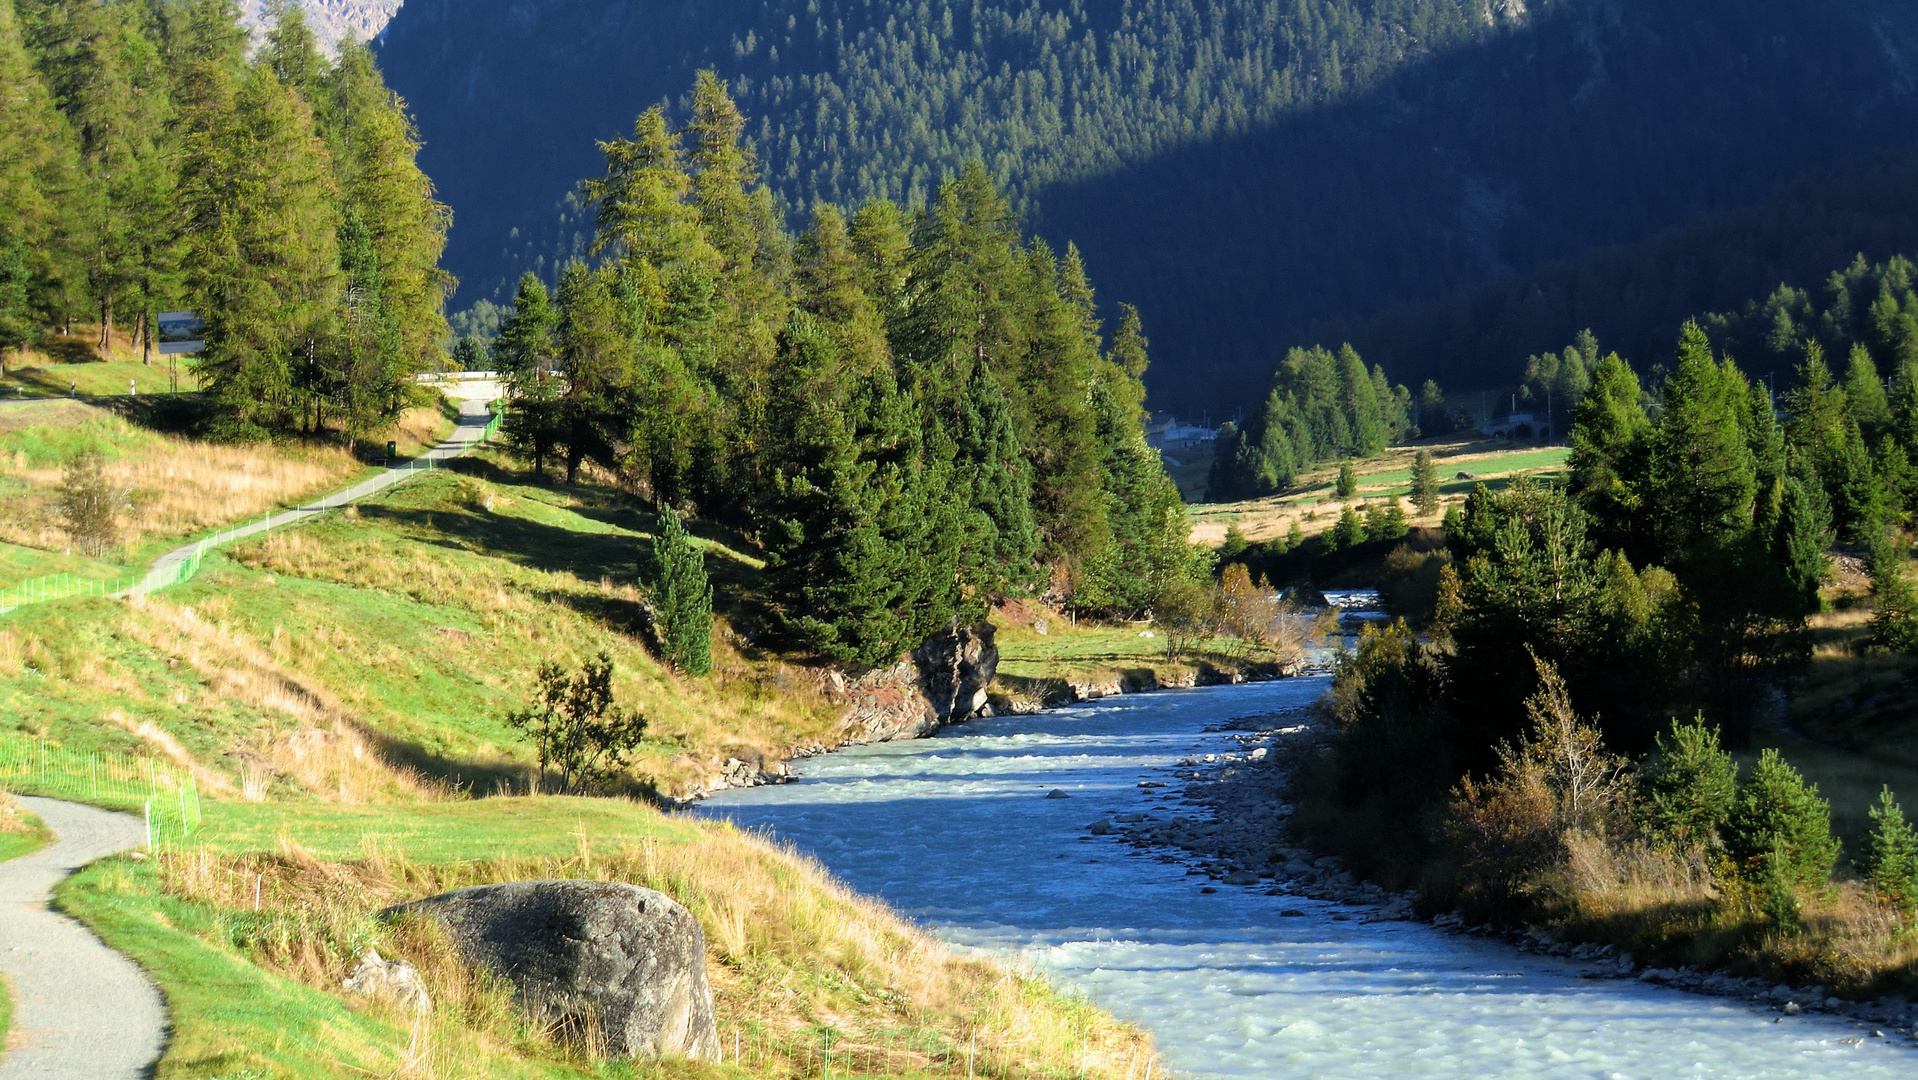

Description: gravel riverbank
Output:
[1099,706,1918,1043]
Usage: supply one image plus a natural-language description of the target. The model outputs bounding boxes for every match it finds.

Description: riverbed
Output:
[700,676,1914,1078]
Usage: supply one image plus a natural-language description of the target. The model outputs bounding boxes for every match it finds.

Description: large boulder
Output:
[912,620,998,723]
[384,880,720,1061]
[837,620,999,742]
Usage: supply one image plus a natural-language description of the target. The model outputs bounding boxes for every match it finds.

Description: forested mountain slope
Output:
[377,0,1918,413]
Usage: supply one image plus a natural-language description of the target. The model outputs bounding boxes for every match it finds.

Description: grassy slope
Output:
[0,398,453,587]
[0,403,1150,1079]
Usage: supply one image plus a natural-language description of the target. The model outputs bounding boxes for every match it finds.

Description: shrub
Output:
[1639,715,1737,847]
[1443,655,1628,912]
[1153,577,1213,661]
[1860,786,1918,918]
[1723,748,1838,899]
[1377,542,1450,623]
[505,651,648,793]
[645,511,713,676]
[55,450,129,557]
[1363,497,1408,541]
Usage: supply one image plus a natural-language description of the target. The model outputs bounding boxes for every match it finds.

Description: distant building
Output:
[1145,413,1217,451]
[1481,411,1544,440]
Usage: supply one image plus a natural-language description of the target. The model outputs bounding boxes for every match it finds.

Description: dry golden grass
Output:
[0,789,31,835]
[0,416,364,556]
[161,814,1153,1079]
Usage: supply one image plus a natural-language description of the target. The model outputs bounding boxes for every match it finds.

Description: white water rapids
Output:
[701,669,1913,1078]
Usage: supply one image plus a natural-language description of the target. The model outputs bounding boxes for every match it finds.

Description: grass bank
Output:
[0,404,1155,1078]
[991,601,1302,706]
[57,796,1148,1079]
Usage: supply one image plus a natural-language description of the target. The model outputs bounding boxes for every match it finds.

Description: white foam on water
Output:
[700,677,1915,1079]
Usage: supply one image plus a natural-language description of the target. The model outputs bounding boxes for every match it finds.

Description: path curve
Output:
[130,394,496,596]
[0,797,163,1079]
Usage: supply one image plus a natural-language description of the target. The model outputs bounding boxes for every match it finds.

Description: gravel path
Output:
[128,395,496,597]
[0,797,163,1080]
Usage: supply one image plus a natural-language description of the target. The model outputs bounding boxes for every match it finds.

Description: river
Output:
[700,673,1913,1078]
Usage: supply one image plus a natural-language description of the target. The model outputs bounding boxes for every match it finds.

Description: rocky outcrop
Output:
[385,880,720,1061]
[836,621,998,742]
[913,620,998,721]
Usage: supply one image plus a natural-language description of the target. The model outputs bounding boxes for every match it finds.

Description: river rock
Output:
[343,947,432,1014]
[1046,789,1071,799]
[1088,818,1113,835]
[914,620,998,722]
[386,880,720,1061]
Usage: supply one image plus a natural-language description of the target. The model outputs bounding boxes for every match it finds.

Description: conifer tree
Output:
[1724,748,1839,892]
[1860,786,1918,917]
[1411,448,1439,516]
[1639,716,1738,846]
[495,272,561,478]
[1336,460,1357,499]
[646,511,713,676]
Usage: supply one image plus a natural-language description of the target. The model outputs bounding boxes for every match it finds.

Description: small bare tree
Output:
[506,651,647,793]
[55,451,129,557]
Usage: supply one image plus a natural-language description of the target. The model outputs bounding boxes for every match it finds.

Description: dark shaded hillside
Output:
[377,0,1918,413]
[1308,147,1918,394]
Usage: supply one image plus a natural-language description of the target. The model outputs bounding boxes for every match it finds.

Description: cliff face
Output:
[242,0,404,53]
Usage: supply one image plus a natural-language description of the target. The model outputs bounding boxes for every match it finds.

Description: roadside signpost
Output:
[157,310,204,393]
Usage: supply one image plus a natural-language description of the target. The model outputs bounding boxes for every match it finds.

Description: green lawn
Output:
[0,359,201,399]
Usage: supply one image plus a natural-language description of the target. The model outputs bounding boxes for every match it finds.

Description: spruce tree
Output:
[646,511,713,676]
[1411,448,1439,516]
[1724,748,1839,892]
[494,272,561,478]
[1860,786,1918,917]
[1639,716,1737,846]
[1335,459,1357,499]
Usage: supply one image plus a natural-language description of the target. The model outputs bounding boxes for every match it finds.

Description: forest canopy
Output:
[0,0,449,443]
[490,73,1204,667]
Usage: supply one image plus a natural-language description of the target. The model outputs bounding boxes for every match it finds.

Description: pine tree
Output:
[1724,748,1839,892]
[494,272,561,478]
[1330,504,1364,549]
[1411,448,1439,516]
[1860,786,1918,917]
[646,511,713,676]
[1867,530,1918,653]
[1644,324,1758,562]
[1335,459,1357,499]
[1639,715,1738,846]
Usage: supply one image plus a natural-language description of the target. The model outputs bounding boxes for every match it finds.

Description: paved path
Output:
[0,798,163,1079]
[129,396,496,596]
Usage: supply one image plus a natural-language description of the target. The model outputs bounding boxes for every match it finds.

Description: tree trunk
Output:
[100,295,112,353]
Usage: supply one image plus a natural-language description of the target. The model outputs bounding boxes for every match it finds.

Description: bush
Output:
[1442,655,1629,913]
[1377,542,1450,623]
[644,511,713,676]
[1638,715,1737,847]
[1860,786,1918,918]
[55,451,129,557]
[505,651,648,793]
[1723,748,1838,899]
[1153,576,1213,660]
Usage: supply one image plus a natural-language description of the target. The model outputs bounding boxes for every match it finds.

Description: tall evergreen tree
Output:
[646,510,713,676]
